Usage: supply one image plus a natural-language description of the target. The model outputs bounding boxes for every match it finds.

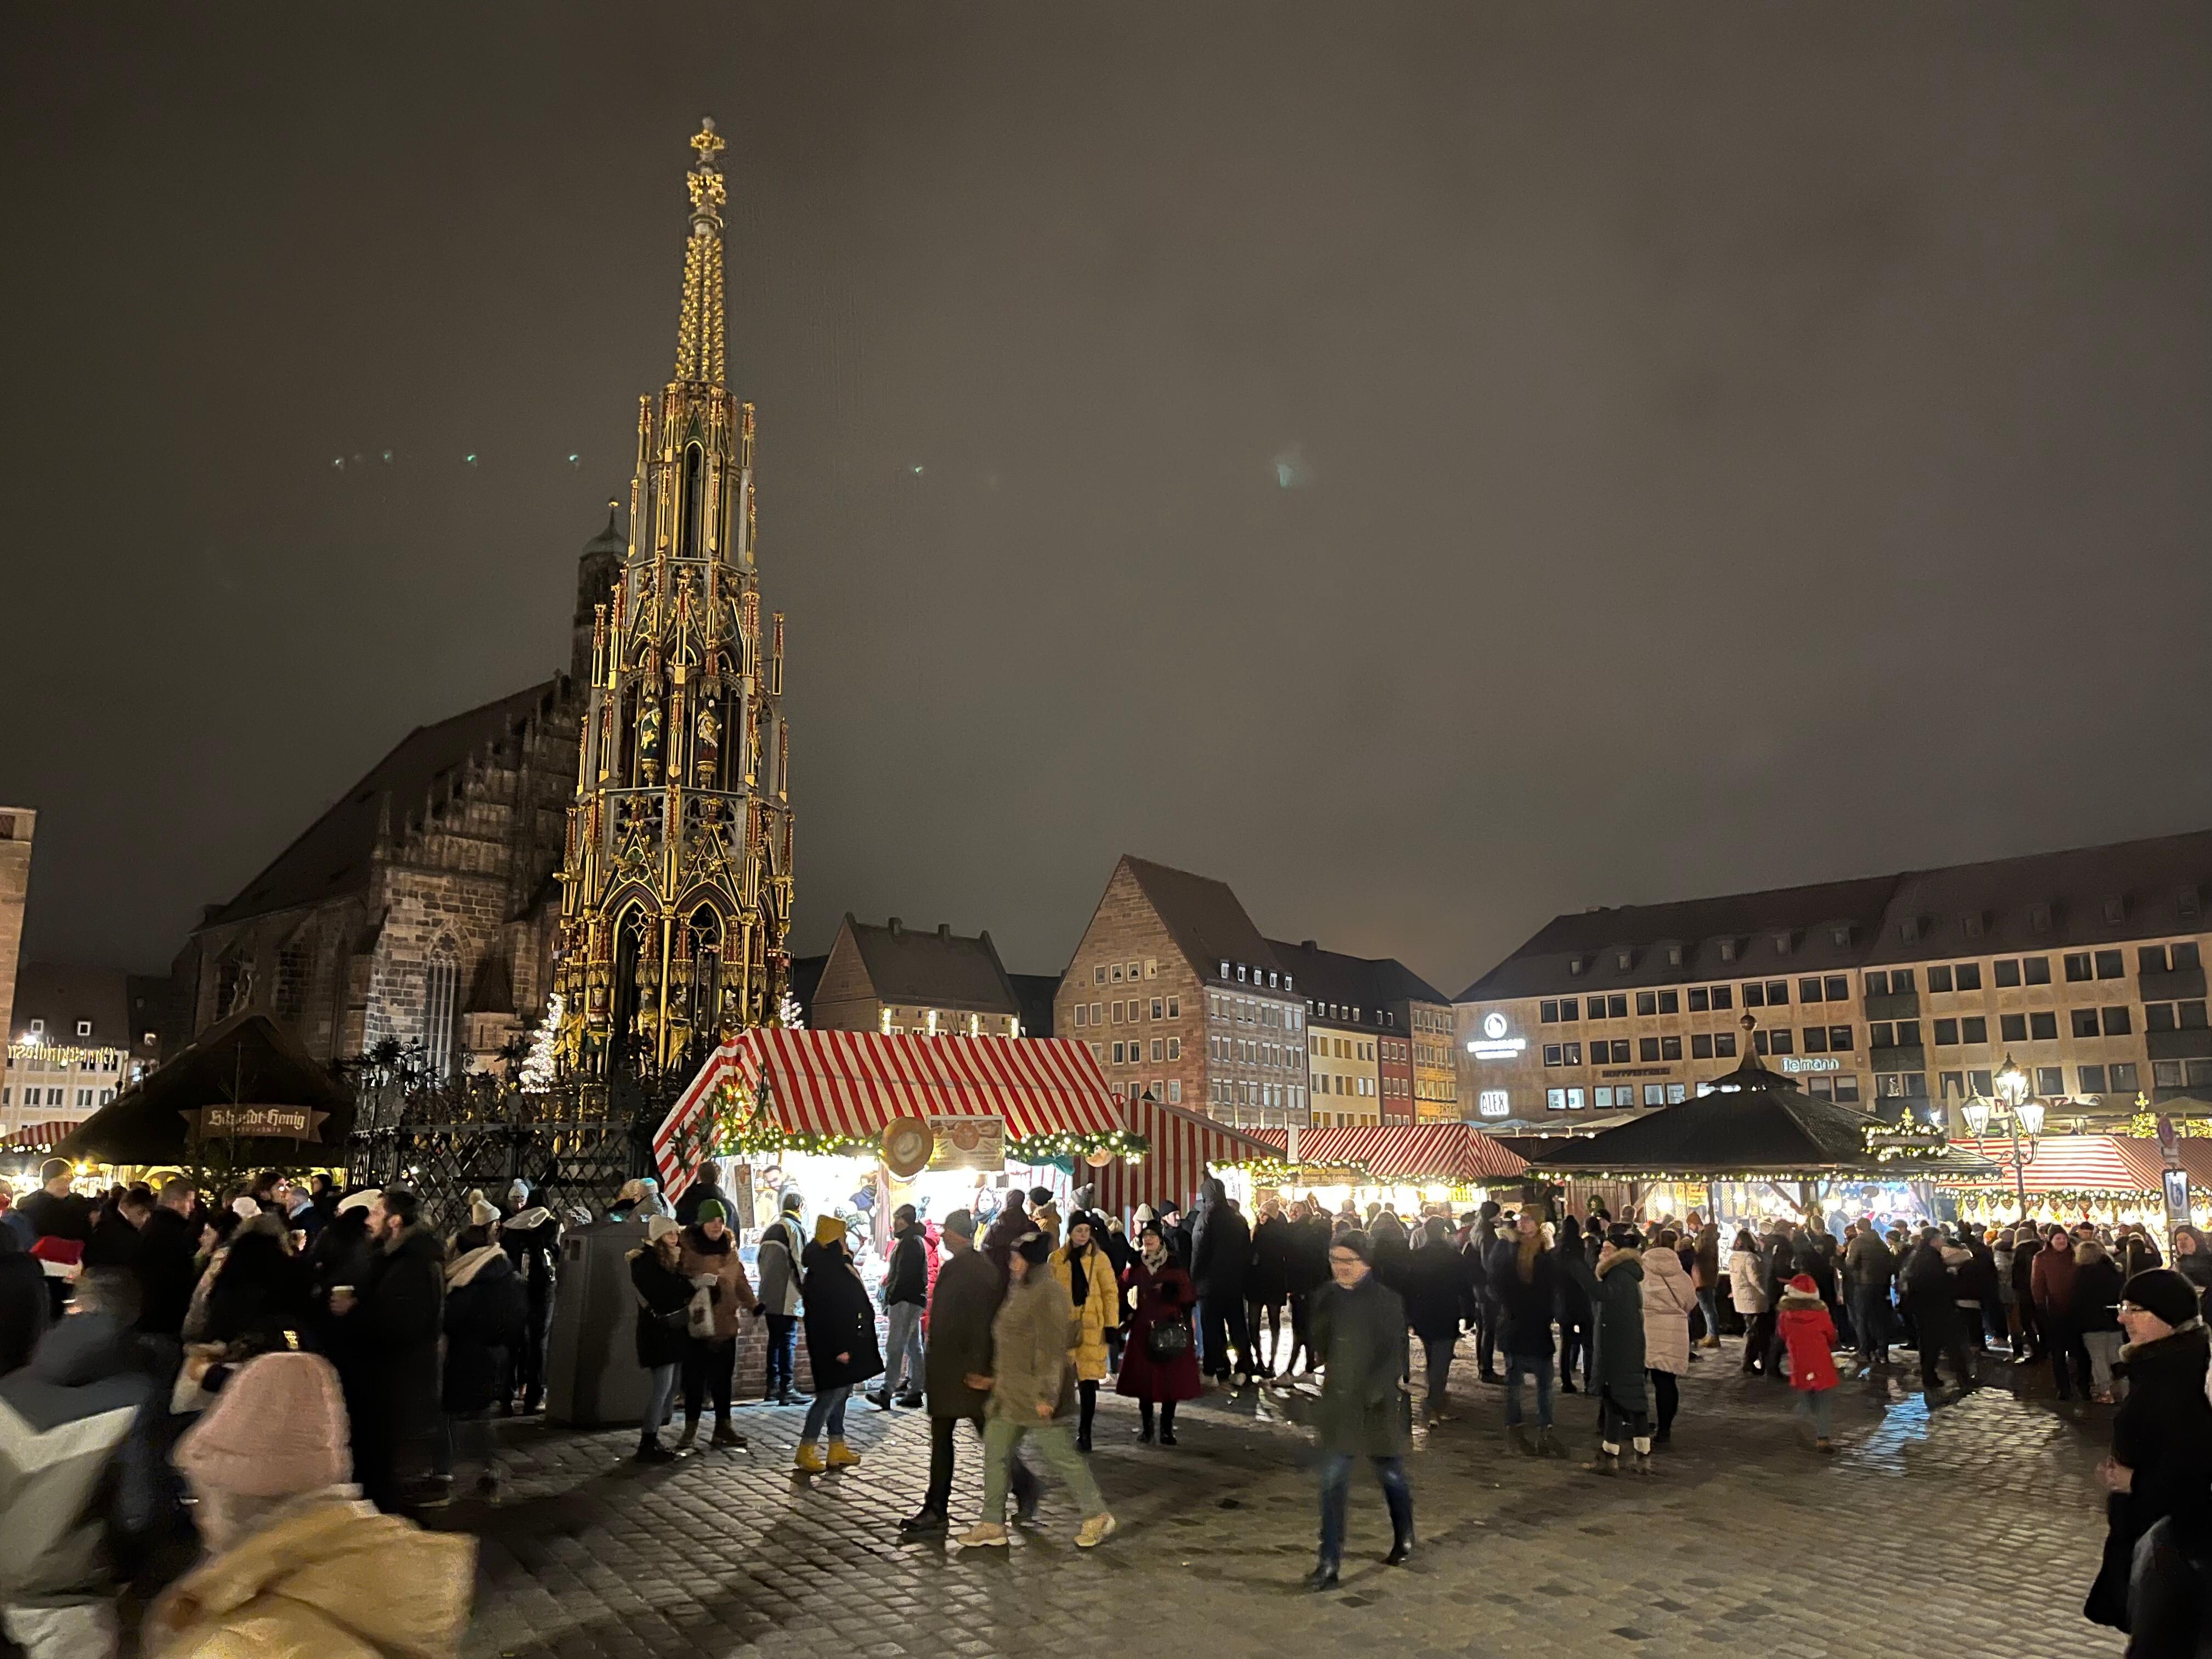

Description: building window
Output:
[1635,992,1656,1017]
[1166,1037,1180,1060]
[1642,1084,1666,1106]
[1112,1041,1126,1063]
[1713,1032,1737,1058]
[1149,1039,1164,1062]
[1691,1034,1714,1059]
[2000,1013,2027,1042]
[2030,1012,2058,1040]
[1111,1000,1124,1023]
[1928,966,1953,993]
[1547,1088,1566,1111]
[422,953,458,1077]
[2036,1066,2064,1095]
[1657,990,1679,1014]
[2097,950,2125,980]
[1805,1026,1830,1052]
[76,1088,92,1109]
[1769,1029,1794,1056]
[1955,963,1983,991]
[1688,988,1708,1012]
[1711,985,1733,1010]
[2064,952,2093,983]
[1933,1019,1957,1046]
[1870,1023,1894,1048]
[1638,1037,1660,1062]
[1166,996,1180,1018]
[1960,1017,1985,1043]
[74,1019,92,1037]
[1149,998,1163,1020]
[1744,983,1765,1007]
[2070,1008,2101,1039]
[2111,1061,2140,1091]
[1865,971,1888,997]
[1833,1076,1861,1104]
[2079,1064,2109,1093]
[1074,1004,1086,1028]
[1660,1036,1682,1060]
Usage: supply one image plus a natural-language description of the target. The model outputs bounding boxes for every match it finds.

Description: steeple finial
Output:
[674,117,728,386]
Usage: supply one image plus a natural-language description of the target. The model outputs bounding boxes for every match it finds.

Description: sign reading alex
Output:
[927,1114,1006,1172]
[179,1105,330,1142]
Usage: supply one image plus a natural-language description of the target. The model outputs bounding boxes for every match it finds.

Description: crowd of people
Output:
[11,1154,2212,1651]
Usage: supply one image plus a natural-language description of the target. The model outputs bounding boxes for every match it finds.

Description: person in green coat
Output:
[1560,1224,1652,1475]
[1304,1229,1414,1591]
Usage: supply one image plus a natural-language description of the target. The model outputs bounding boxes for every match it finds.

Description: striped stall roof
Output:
[1,1120,83,1153]
[1946,1134,2212,1194]
[1093,1093,1284,1221]
[653,1029,1122,1196]
[1268,1123,1529,1184]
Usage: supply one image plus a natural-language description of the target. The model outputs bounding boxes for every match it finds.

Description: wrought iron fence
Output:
[337,1043,689,1236]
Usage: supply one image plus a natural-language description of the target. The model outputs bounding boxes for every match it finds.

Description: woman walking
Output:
[1407,1216,1465,1424]
[797,1217,883,1473]
[1555,1215,1594,1394]
[628,1216,692,1462]
[1051,1215,1120,1452]
[1640,1228,1696,1445]
[442,1218,525,1497]
[958,1233,1117,1550]
[1730,1228,1773,1376]
[1117,1221,1200,1444]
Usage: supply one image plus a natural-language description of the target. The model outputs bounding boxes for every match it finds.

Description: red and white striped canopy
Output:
[654,1029,1122,1196]
[1092,1093,1284,1221]
[1267,1122,1529,1185]
[1,1119,82,1153]
[1946,1134,2212,1194]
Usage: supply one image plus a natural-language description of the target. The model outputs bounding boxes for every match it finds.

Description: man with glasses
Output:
[1304,1231,1414,1591]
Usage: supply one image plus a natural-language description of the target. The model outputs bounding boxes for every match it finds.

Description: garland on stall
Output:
[1864,1121,1951,1163]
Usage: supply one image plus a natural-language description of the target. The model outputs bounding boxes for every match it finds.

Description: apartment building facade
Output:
[1454,829,2212,1129]
[1058,856,1310,1128]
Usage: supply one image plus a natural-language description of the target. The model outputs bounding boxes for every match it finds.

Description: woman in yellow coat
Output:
[1052,1214,1121,1452]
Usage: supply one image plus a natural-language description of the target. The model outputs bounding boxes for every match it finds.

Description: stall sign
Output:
[1780,1057,1841,1074]
[927,1115,1006,1171]
[180,1105,328,1141]
[1465,1012,1526,1060]
[2166,1167,2191,1233]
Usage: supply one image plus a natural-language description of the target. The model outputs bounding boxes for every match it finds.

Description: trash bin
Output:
[545,1217,650,1427]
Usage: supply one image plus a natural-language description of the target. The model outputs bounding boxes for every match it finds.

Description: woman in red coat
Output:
[1118,1222,1201,1444]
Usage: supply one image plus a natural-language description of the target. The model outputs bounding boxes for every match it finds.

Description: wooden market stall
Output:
[1944,1133,2212,1229]
[1530,1052,1988,1228]
[1254,1122,1531,1215]
[1092,1090,1286,1219]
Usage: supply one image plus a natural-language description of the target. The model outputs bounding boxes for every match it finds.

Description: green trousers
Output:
[980,1414,1105,1521]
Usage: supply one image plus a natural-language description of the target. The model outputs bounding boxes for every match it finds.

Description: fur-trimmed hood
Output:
[1599,1244,1643,1277]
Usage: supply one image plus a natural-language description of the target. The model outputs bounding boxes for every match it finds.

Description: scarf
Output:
[1517,1230,1542,1283]
[1066,1242,1090,1306]
[1141,1241,1169,1273]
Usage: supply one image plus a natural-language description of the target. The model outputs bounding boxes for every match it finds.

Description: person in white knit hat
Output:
[148,1350,473,1659]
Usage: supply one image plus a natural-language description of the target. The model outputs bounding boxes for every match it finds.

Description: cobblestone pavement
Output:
[444,1340,2122,1659]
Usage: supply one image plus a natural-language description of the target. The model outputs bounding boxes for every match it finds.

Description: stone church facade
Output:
[166,509,628,1072]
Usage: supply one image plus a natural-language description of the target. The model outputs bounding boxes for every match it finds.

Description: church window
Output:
[423,949,459,1078]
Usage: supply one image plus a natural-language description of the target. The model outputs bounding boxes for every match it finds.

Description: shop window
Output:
[1643,1084,1667,1105]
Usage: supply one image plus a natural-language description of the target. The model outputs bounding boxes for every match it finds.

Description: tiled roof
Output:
[1267,939,1447,1024]
[207,680,566,928]
[1459,826,2212,1003]
[844,918,1019,1015]
[1121,857,1283,988]
[9,962,131,1047]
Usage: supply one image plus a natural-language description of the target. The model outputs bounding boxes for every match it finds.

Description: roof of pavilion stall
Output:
[1256,1122,1530,1184]
[652,1028,1129,1198]
[1529,1053,1996,1181]
[54,1012,354,1166]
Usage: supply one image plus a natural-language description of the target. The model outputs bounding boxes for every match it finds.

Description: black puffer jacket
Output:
[1488,1237,1559,1359]
[2089,1324,2212,1630]
[444,1246,527,1414]
[800,1240,884,1391]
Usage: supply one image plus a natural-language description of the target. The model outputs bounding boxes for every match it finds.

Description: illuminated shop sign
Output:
[1465,1012,1526,1060]
[1780,1056,1841,1074]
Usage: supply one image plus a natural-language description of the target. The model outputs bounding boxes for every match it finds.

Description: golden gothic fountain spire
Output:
[675,117,728,386]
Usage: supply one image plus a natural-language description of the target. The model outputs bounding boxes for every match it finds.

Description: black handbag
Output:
[1146,1316,1192,1362]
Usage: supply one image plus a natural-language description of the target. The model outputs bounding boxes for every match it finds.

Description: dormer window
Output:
[1962,913,1984,940]
[1832,926,1853,947]
[1666,945,1683,967]
[2103,896,2127,924]
[1616,950,1632,971]
[1718,940,1736,964]
[2183,891,2204,925]
[1899,917,1920,944]
[1568,955,1587,977]
[1773,932,1793,956]
[2030,903,2052,933]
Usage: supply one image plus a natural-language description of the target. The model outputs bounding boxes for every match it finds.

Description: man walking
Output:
[871,1204,928,1409]
[901,1210,1037,1536]
[1902,1226,1974,1396]
[1305,1230,1413,1590]
[338,1188,445,1511]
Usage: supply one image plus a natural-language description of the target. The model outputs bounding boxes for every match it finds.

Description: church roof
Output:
[207,680,566,928]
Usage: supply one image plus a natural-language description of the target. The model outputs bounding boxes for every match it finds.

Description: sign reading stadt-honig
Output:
[179,1105,329,1141]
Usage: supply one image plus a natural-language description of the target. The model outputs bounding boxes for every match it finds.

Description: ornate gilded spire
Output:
[674,117,727,386]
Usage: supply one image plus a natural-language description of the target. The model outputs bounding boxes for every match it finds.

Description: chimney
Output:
[937,923,951,940]
[888,917,902,936]
[1301,939,1317,951]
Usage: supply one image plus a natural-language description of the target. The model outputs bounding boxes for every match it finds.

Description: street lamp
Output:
[1971,1054,2042,1223]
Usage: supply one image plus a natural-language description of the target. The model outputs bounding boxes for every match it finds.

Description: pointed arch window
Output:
[682,442,706,558]
[423,944,459,1078]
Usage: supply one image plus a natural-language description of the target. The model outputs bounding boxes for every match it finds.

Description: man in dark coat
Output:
[498,1180,560,1415]
[1405,1218,1465,1423]
[2086,1268,2212,1632]
[17,1161,91,1321]
[870,1204,929,1409]
[901,1209,1037,1534]
[1468,1201,1502,1382]
[342,1188,445,1513]
[673,1163,729,1227]
[1190,1176,1255,1386]
[134,1179,202,1341]
[441,1223,526,1497]
[1901,1226,1974,1395]
[1843,1216,1897,1368]
[1305,1229,1413,1590]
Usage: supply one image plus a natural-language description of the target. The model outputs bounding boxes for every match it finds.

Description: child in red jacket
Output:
[1778,1272,1841,1452]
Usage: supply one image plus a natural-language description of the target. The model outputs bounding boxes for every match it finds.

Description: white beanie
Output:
[336,1188,379,1216]
[469,1198,500,1228]
[230,1196,261,1220]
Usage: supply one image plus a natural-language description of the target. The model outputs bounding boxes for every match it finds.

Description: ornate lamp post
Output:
[1961,1054,2045,1224]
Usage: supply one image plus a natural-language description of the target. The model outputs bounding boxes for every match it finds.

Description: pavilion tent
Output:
[1530,1054,1991,1220]
[54,1012,354,1169]
[1091,1091,1285,1220]
[652,1028,1129,1198]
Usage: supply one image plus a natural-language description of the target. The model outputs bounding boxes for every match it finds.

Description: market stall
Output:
[47,1012,353,1183]
[1092,1090,1285,1220]
[1531,1052,1986,1229]
[1252,1122,1531,1217]
[1944,1133,2212,1229]
[652,1028,1143,1251]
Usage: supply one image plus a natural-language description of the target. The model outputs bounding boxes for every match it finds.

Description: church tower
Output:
[553,118,794,1078]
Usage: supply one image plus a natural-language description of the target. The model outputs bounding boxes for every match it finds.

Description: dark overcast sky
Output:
[4,3,2208,996]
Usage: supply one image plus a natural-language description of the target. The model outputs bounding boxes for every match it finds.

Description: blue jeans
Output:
[1317,1451,1412,1567]
[1696,1288,1720,1341]
[1504,1351,1553,1428]
[641,1363,678,1440]
[1848,1285,1888,1358]
[1795,1384,1834,1437]
[802,1383,850,1441]
[882,1302,924,1396]
[764,1313,799,1397]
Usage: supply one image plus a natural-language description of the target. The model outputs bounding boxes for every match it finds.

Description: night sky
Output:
[5,4,2209,996]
